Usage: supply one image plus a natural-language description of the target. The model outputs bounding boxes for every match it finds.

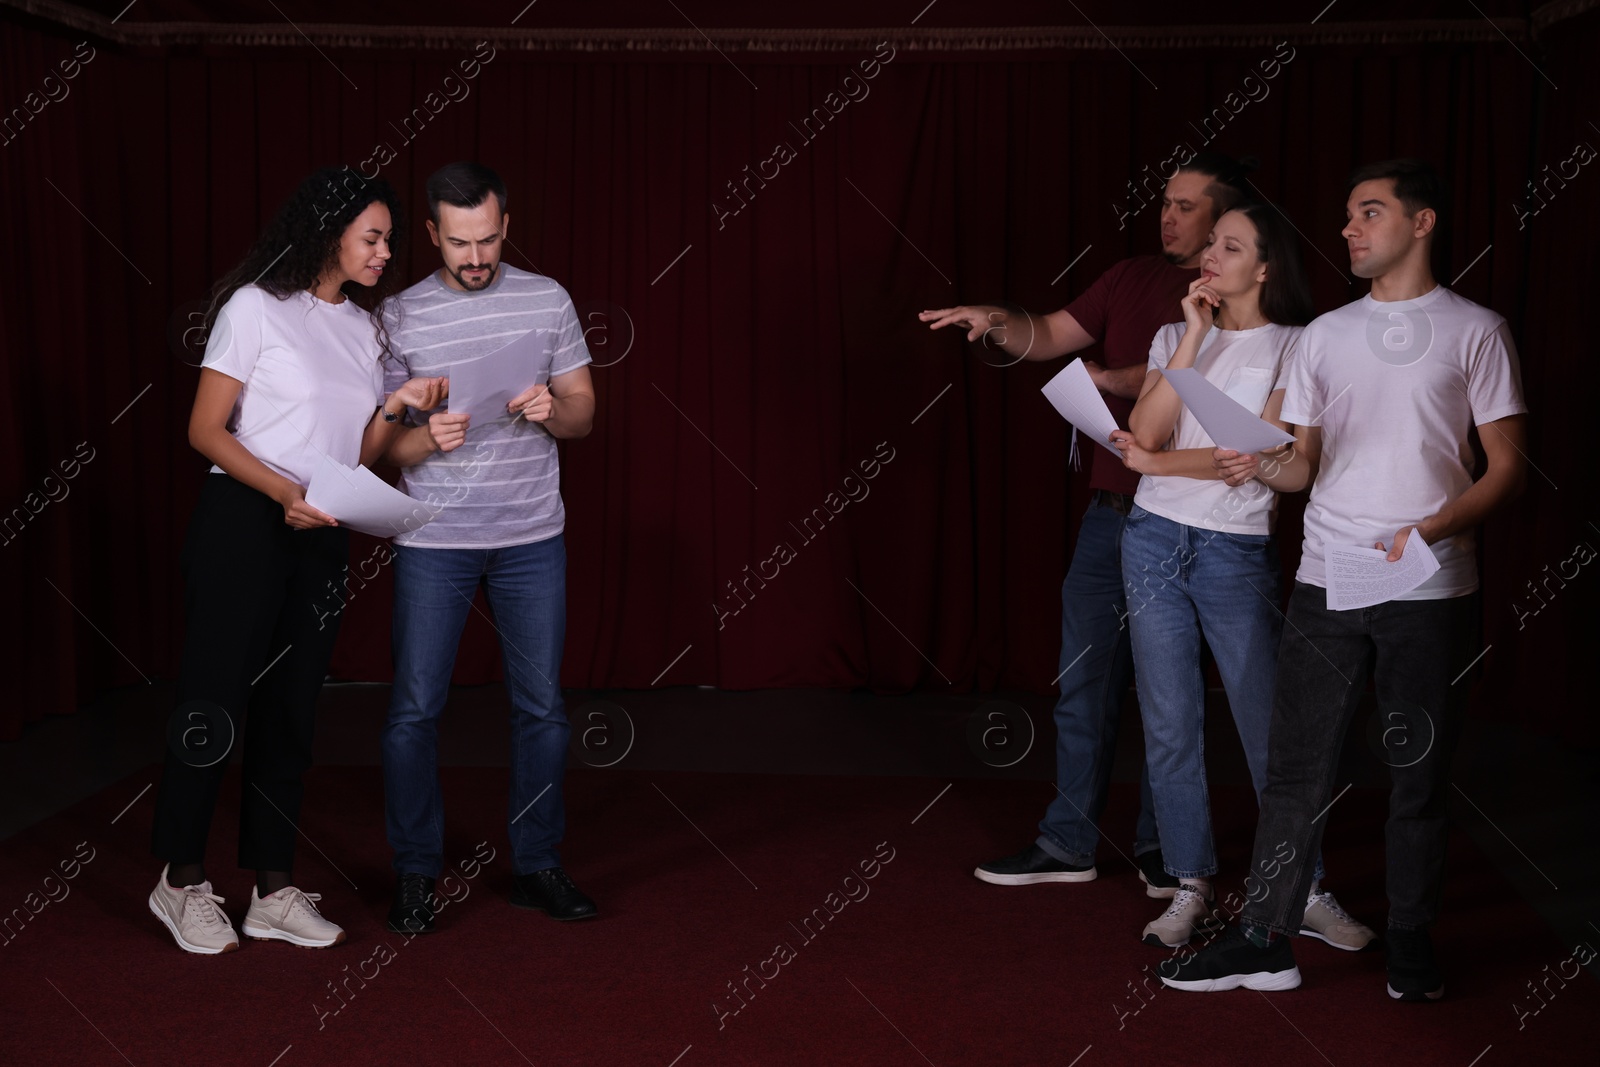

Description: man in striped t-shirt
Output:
[380,163,596,934]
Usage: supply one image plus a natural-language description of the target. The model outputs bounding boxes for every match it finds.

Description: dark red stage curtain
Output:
[2,11,1592,740]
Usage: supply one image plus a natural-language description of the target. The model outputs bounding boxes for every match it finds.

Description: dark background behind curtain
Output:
[2,3,1595,743]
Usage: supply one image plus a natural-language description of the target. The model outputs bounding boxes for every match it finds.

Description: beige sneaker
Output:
[1141,884,1223,948]
[1301,888,1377,951]
[242,886,346,948]
[148,865,239,955]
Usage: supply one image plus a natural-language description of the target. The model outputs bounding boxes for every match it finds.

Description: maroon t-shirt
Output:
[1063,256,1199,495]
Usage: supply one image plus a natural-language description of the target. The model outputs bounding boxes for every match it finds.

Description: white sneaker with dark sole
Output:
[148,865,239,955]
[242,886,345,948]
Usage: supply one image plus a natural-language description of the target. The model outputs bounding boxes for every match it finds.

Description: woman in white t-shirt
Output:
[1109,204,1368,950]
[147,168,444,955]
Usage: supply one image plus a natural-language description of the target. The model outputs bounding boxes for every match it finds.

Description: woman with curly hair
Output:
[147,167,444,954]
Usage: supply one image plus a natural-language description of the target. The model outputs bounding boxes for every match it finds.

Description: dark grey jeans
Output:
[1240,582,1480,935]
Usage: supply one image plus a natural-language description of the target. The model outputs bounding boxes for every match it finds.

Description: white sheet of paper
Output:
[1040,359,1122,455]
[1160,367,1295,454]
[306,456,440,539]
[1324,535,1442,610]
[447,330,545,426]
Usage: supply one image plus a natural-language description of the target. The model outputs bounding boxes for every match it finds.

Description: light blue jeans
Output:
[382,535,570,877]
[1120,506,1287,880]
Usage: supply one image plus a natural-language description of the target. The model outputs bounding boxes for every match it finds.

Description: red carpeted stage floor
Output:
[1,766,1592,1066]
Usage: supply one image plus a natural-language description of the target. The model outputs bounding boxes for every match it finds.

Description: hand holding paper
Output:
[1041,359,1122,455]
[448,330,545,426]
[510,381,554,423]
[1325,533,1441,610]
[279,485,337,530]
[306,456,440,539]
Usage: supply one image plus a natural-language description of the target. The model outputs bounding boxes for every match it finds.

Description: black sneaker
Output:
[973,844,1096,886]
[510,867,597,921]
[386,872,437,935]
[1385,926,1443,1002]
[1159,925,1302,992]
[1136,848,1180,899]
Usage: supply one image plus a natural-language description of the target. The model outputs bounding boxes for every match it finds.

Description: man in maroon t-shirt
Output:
[921,157,1248,892]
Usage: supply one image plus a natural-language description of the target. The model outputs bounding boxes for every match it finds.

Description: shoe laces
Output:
[398,874,433,909]
[541,868,577,892]
[272,886,325,920]
[1162,884,1210,919]
[182,886,231,932]
[1307,889,1355,924]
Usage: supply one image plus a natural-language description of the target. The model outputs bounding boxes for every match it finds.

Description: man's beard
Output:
[451,262,498,290]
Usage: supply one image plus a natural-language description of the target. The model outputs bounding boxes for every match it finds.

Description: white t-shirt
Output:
[1132,321,1300,535]
[202,285,385,487]
[1282,285,1526,599]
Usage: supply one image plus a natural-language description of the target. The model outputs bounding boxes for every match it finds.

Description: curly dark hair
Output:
[202,166,405,361]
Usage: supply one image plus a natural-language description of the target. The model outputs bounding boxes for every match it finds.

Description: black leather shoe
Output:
[510,867,597,921]
[387,872,437,934]
[974,844,1096,886]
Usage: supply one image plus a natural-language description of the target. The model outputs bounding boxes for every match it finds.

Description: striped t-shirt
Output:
[384,264,592,549]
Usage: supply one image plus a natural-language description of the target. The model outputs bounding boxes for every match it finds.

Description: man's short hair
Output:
[426,162,508,224]
[1348,158,1448,228]
[1176,152,1257,218]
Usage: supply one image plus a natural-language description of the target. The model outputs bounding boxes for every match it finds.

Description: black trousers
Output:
[1241,583,1480,935]
[151,474,349,871]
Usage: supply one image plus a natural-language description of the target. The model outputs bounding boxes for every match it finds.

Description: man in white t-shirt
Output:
[1161,159,1528,1002]
[379,163,598,934]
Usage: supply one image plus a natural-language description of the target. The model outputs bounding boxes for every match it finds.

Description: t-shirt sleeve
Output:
[1279,324,1322,426]
[381,301,411,395]
[1061,260,1120,342]
[549,285,593,377]
[1146,322,1182,373]
[1466,320,1528,426]
[1271,327,1302,392]
[201,287,264,384]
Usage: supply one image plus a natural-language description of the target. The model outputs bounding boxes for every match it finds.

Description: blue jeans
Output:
[1243,583,1477,935]
[1120,506,1281,879]
[383,535,570,877]
[1036,498,1160,866]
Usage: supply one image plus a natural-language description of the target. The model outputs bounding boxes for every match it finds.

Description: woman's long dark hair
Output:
[202,166,404,360]
[1230,201,1315,327]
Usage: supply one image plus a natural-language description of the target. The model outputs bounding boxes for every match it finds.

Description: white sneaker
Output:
[1142,883,1222,948]
[242,886,346,948]
[1301,888,1377,951]
[148,865,239,955]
